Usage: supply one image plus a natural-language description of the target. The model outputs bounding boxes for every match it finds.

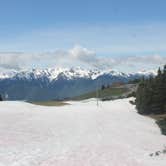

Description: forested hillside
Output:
[136,65,166,115]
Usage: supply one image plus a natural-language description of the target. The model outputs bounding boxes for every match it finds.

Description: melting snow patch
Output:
[0,98,165,166]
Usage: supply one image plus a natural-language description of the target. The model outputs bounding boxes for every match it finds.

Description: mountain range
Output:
[0,67,156,101]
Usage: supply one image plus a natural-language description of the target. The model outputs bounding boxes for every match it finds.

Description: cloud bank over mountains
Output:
[0,45,165,72]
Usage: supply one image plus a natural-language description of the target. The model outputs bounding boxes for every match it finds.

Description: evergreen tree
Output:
[101,85,105,90]
[0,94,2,101]
[163,65,166,112]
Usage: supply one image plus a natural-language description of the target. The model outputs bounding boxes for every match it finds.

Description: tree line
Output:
[136,65,166,115]
[0,95,2,101]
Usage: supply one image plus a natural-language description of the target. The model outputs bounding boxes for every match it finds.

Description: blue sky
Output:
[0,0,166,71]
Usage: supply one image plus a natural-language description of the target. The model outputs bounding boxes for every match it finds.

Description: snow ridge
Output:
[0,67,157,81]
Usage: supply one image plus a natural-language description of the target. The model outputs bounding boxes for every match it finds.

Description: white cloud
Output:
[0,46,166,72]
[69,45,95,60]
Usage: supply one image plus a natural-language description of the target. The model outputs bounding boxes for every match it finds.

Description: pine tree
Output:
[101,85,105,90]
[163,65,166,112]
[0,94,2,101]
[136,78,146,114]
[150,68,164,113]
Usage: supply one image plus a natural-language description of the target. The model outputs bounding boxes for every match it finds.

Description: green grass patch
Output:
[72,87,128,100]
[30,101,69,107]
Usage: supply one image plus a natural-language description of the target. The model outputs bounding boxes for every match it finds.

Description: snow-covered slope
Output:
[0,98,165,166]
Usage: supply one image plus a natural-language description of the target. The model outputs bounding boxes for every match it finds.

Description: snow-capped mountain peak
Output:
[0,67,156,81]
[0,67,157,101]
